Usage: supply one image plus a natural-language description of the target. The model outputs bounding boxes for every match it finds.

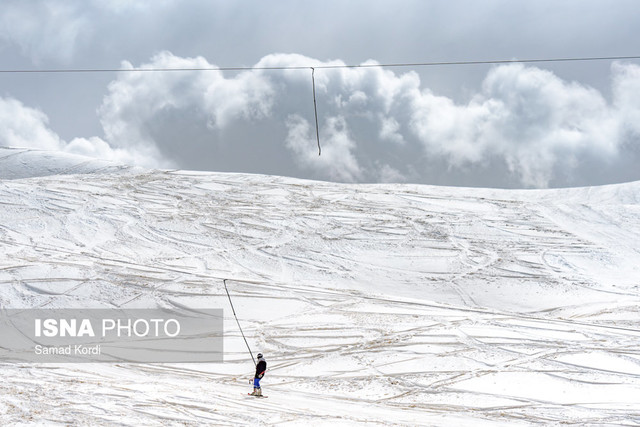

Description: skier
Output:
[250,353,267,396]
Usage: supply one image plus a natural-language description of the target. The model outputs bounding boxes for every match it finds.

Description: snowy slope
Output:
[0,147,132,179]
[0,150,639,425]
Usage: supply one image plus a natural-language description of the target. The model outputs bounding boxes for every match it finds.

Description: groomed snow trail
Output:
[0,167,639,426]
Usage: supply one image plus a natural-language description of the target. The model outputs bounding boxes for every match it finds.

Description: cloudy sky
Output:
[1,0,639,188]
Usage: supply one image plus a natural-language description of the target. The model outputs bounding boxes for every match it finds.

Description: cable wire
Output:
[1,55,639,74]
[223,279,256,366]
[311,67,321,156]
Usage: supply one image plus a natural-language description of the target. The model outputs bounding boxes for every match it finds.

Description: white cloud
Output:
[410,64,623,187]
[2,0,638,187]
[612,62,640,139]
[99,51,274,152]
[95,53,640,187]
[379,116,405,145]
[64,136,165,167]
[0,97,63,150]
[0,1,90,63]
[0,96,152,166]
[377,163,407,183]
[5,49,637,187]
[285,114,362,182]
[0,0,176,63]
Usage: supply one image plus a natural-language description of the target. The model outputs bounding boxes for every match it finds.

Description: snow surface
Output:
[0,149,639,425]
[0,147,133,179]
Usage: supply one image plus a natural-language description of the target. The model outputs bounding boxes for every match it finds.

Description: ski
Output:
[246,393,268,398]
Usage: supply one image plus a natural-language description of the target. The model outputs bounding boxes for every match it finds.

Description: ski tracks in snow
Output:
[0,171,639,425]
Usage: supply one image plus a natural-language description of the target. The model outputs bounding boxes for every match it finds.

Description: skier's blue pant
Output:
[253,378,261,388]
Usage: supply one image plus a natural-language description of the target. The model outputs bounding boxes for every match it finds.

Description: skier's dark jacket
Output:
[255,357,267,379]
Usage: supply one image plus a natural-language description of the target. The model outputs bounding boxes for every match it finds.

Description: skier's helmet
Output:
[257,353,263,359]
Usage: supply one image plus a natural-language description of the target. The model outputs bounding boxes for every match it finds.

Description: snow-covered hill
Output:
[0,149,639,425]
[0,147,132,179]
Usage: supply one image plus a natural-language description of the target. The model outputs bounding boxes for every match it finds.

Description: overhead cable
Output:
[1,55,639,74]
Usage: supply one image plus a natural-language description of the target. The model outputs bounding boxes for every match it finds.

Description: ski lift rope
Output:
[223,279,256,366]
[2,55,639,74]
[311,67,321,156]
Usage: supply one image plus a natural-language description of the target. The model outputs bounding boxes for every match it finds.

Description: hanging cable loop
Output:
[311,67,321,156]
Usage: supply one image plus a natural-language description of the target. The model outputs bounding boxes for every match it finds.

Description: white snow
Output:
[0,148,639,425]
[0,147,134,179]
